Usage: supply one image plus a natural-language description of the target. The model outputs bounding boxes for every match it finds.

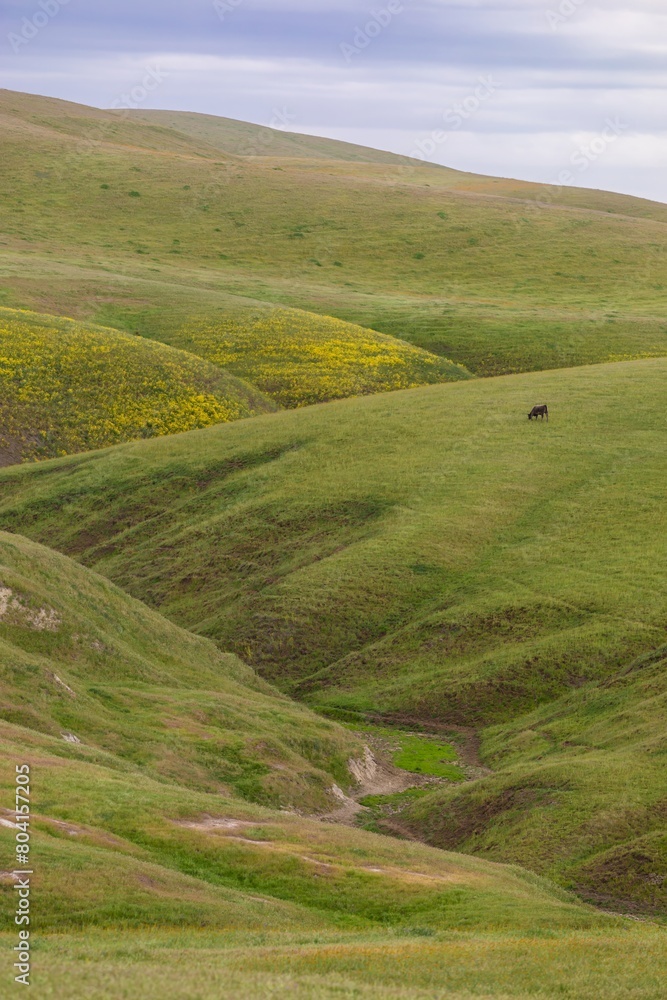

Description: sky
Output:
[2,0,666,203]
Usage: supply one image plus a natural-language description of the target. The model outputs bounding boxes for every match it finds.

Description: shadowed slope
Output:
[0,530,361,810]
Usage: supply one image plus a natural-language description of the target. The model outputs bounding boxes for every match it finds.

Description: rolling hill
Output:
[131,107,417,163]
[1,89,666,388]
[2,358,666,914]
[0,530,361,810]
[0,306,275,465]
[151,304,470,408]
[1,87,667,995]
[2,531,655,1000]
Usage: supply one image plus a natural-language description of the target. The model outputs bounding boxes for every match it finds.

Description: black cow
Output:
[528,404,548,421]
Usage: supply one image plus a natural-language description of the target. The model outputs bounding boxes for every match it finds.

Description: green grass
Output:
[4,718,589,933]
[345,722,465,780]
[2,360,667,910]
[393,736,462,780]
[145,305,469,408]
[1,89,666,388]
[6,924,667,999]
[0,531,361,811]
[1,87,667,991]
[0,306,275,465]
[397,646,667,913]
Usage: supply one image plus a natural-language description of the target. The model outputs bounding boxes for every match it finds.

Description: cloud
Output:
[1,0,665,201]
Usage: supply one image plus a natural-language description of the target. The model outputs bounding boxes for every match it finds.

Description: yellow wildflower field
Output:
[0,308,276,466]
[169,306,471,408]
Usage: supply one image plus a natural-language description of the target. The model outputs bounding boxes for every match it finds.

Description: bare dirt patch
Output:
[320,740,443,826]
[0,585,61,631]
[173,815,261,833]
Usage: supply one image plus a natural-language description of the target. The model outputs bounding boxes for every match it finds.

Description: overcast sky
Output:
[2,0,666,202]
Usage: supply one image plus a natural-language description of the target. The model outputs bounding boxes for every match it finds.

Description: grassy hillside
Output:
[0,306,275,465]
[2,530,655,997]
[2,359,667,909]
[131,108,417,163]
[398,641,667,915]
[2,358,665,710]
[0,531,362,811]
[2,702,662,999]
[1,90,665,385]
[152,305,470,407]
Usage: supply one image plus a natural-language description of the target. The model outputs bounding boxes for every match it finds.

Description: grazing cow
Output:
[528,404,548,421]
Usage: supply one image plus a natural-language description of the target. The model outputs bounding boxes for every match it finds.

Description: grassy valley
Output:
[5,716,662,998]
[2,534,654,999]
[0,88,666,995]
[1,357,667,917]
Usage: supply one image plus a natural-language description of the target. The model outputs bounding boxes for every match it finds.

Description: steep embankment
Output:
[0,530,360,811]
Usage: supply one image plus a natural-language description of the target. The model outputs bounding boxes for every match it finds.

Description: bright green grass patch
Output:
[346,722,464,780]
[0,306,275,466]
[394,735,463,779]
